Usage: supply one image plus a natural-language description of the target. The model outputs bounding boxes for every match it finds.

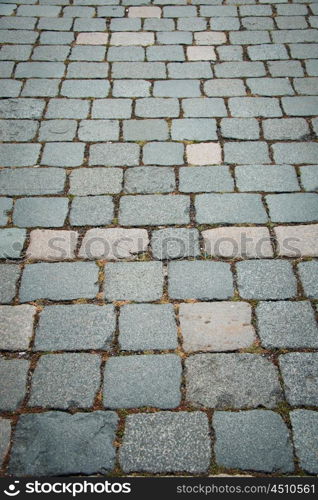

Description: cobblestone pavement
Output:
[0,0,318,478]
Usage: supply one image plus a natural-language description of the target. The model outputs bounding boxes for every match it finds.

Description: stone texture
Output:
[203,227,273,259]
[186,354,282,408]
[168,261,234,300]
[213,411,294,473]
[186,143,221,165]
[0,359,29,411]
[90,143,139,166]
[0,305,36,350]
[69,168,122,196]
[151,228,200,259]
[0,419,11,466]
[26,230,78,261]
[237,260,297,300]
[103,354,181,408]
[124,166,175,193]
[279,353,318,406]
[236,165,299,192]
[196,194,267,224]
[13,197,68,228]
[35,305,115,351]
[290,410,318,474]
[274,225,318,257]
[180,302,256,352]
[0,229,26,259]
[79,228,149,260]
[0,265,20,304]
[266,193,318,222]
[9,411,117,476]
[179,166,234,193]
[28,354,101,409]
[119,195,190,226]
[105,262,163,302]
[120,412,211,473]
[119,304,178,351]
[257,301,318,349]
[298,261,318,298]
[70,196,114,226]
[20,263,99,302]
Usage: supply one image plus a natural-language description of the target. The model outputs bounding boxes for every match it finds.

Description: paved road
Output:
[0,0,318,477]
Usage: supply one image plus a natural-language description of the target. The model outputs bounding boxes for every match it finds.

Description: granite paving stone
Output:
[179,166,234,193]
[279,353,318,406]
[298,261,318,298]
[290,410,318,474]
[26,229,78,261]
[118,303,178,351]
[103,354,181,408]
[124,166,175,193]
[13,197,68,228]
[151,228,200,259]
[69,168,122,196]
[196,194,268,224]
[0,419,11,466]
[202,227,273,258]
[0,229,26,260]
[0,359,29,411]
[274,225,318,257]
[0,265,20,304]
[119,195,190,226]
[0,305,36,350]
[9,411,118,476]
[78,228,149,260]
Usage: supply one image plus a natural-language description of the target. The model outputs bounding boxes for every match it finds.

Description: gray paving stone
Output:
[110,18,141,31]
[144,19,174,31]
[204,79,246,96]
[120,412,211,473]
[0,265,20,304]
[0,168,66,196]
[42,142,85,167]
[157,31,192,44]
[178,17,207,30]
[289,43,318,59]
[273,142,318,164]
[213,411,294,473]
[0,305,36,351]
[90,143,139,166]
[257,301,318,349]
[0,229,26,260]
[224,142,270,164]
[169,261,233,300]
[182,98,227,117]
[240,5,272,15]
[46,98,89,118]
[217,45,243,60]
[67,62,108,78]
[39,32,74,45]
[151,228,200,259]
[21,79,60,97]
[0,419,11,466]
[0,62,14,78]
[168,62,212,78]
[0,30,37,44]
[247,77,294,96]
[69,46,106,61]
[0,359,29,411]
[112,62,166,79]
[64,6,95,16]
[266,193,318,222]
[104,354,181,408]
[34,304,116,351]
[105,262,163,302]
[143,142,184,165]
[196,193,267,223]
[39,120,77,142]
[147,45,185,61]
[124,166,175,193]
[0,17,36,30]
[9,411,117,476]
[263,118,309,140]
[186,354,282,408]
[123,119,169,141]
[28,354,100,409]
[0,197,12,226]
[171,119,217,140]
[180,301,256,352]
[70,196,114,226]
[112,80,151,97]
[92,99,132,118]
[235,165,299,192]
[78,120,119,141]
[290,410,318,474]
[279,353,318,406]
[0,79,22,98]
[242,16,274,30]
[13,197,68,228]
[230,31,271,45]
[69,168,122,195]
[107,46,144,61]
[272,29,318,44]
[97,6,124,17]
[300,166,318,191]
[120,195,190,225]
[237,260,297,300]
[247,44,288,61]
[135,98,179,117]
[163,5,196,17]
[32,45,70,62]
[0,45,33,61]
[268,60,304,77]
[153,80,201,97]
[298,261,318,298]
[221,118,259,140]
[0,143,40,167]
[74,18,106,31]
[61,80,110,98]
[229,97,282,117]
[20,262,99,302]
[306,59,318,76]
[211,17,240,30]
[17,5,61,16]
[282,97,318,116]
[179,166,234,193]
[15,62,65,78]
[38,17,73,30]
[118,303,178,351]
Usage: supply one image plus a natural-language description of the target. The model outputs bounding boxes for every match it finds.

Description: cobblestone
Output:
[279,353,318,406]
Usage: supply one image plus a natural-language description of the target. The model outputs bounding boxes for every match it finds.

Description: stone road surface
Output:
[0,0,318,477]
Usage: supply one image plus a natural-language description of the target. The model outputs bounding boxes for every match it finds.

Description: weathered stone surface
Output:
[213,411,294,473]
[185,354,282,408]
[0,265,20,304]
[35,305,115,351]
[151,228,200,260]
[290,410,318,474]
[180,302,256,352]
[0,359,29,411]
[9,411,117,476]
[0,305,36,350]
[103,354,182,408]
[120,412,211,473]
[274,225,318,257]
[79,228,149,260]
[279,353,318,406]
[202,227,273,258]
[26,230,78,261]
[0,418,11,466]
[0,229,26,259]
[119,304,178,351]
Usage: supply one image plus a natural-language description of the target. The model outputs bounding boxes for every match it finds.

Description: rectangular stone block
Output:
[0,305,36,350]
[224,142,270,164]
[119,195,190,225]
[235,165,299,192]
[266,193,318,222]
[79,228,149,260]
[203,226,273,258]
[89,143,139,166]
[196,193,267,223]
[135,98,179,117]
[179,166,234,193]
